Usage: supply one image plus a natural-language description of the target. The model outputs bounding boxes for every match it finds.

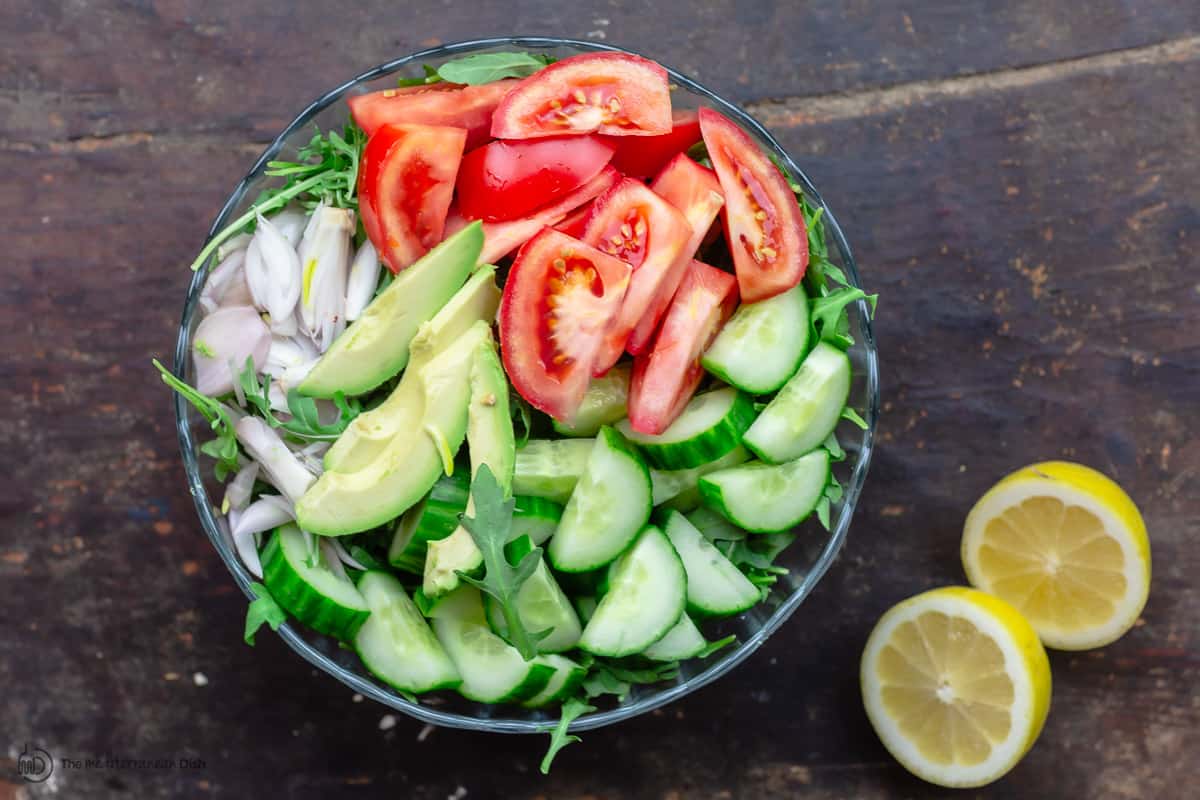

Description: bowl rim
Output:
[172,35,879,734]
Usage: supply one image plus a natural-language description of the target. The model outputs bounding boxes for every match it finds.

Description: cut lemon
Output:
[861,586,1051,788]
[961,461,1151,650]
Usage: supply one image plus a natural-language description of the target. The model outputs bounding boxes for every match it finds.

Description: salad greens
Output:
[238,360,363,441]
[154,359,241,479]
[539,697,595,774]
[244,582,287,645]
[399,51,554,87]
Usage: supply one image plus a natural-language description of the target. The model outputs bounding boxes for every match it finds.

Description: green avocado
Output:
[294,321,492,536]
[299,222,484,398]
[323,265,501,474]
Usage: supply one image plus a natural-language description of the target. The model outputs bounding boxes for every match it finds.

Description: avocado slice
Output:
[295,321,492,536]
[424,339,517,596]
[323,265,502,474]
[299,222,484,398]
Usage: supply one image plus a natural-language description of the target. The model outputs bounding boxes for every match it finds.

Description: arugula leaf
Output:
[154,359,241,477]
[815,474,846,532]
[696,634,738,659]
[823,432,846,462]
[455,464,548,660]
[509,389,534,448]
[720,531,797,571]
[244,582,287,645]
[810,287,876,348]
[539,698,595,774]
[236,359,362,441]
[581,668,630,701]
[841,407,869,430]
[437,51,550,85]
[397,64,443,87]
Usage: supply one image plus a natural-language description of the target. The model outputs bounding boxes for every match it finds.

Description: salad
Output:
[159,48,875,770]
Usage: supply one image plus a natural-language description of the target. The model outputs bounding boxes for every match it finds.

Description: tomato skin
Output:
[456,135,616,223]
[444,166,620,264]
[552,201,594,238]
[581,177,693,376]
[628,261,738,434]
[698,108,808,302]
[349,80,516,148]
[500,228,632,421]
[358,123,466,273]
[491,52,672,139]
[607,111,701,178]
[626,153,726,355]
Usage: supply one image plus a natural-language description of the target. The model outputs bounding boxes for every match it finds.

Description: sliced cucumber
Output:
[698,449,831,533]
[686,505,747,543]
[650,445,750,507]
[521,654,587,708]
[643,614,707,661]
[547,427,652,573]
[262,525,370,642]
[573,595,599,624]
[388,471,470,574]
[431,586,555,704]
[353,571,461,693]
[662,509,759,616]
[618,387,755,471]
[578,526,686,657]
[552,365,631,437]
[701,285,810,394]
[511,495,563,546]
[742,342,851,464]
[513,438,595,503]
[484,551,582,653]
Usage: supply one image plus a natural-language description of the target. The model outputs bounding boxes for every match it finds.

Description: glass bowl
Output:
[172,36,879,734]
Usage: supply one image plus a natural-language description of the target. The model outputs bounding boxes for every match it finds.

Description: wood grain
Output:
[2,1,1198,798]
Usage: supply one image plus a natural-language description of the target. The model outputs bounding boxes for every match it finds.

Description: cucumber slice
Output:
[552,365,632,437]
[511,495,563,546]
[618,387,755,471]
[431,586,555,704]
[698,449,831,533]
[686,506,747,542]
[484,552,582,653]
[262,525,369,641]
[513,438,595,503]
[650,445,750,507]
[578,526,686,657]
[573,595,599,624]
[547,427,652,573]
[520,654,587,708]
[742,342,851,464]
[643,614,707,661]
[701,285,810,394]
[388,471,471,574]
[662,509,759,616]
[353,571,461,693]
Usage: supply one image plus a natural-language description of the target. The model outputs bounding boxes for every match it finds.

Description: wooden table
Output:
[3,2,1197,797]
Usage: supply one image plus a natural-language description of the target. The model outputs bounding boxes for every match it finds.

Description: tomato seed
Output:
[552,258,567,271]
[761,246,777,259]
[573,89,587,104]
[609,98,621,113]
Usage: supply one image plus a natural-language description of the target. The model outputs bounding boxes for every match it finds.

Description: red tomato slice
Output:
[491,53,671,139]
[500,228,632,421]
[358,123,466,273]
[349,80,516,149]
[445,166,620,264]
[698,108,808,302]
[552,201,594,238]
[581,177,693,376]
[626,153,726,355]
[627,261,738,434]
[607,111,701,178]
[457,135,616,223]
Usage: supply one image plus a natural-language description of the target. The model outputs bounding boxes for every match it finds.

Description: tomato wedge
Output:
[552,201,594,238]
[628,261,738,434]
[607,110,702,177]
[457,135,616,222]
[626,153,726,355]
[358,123,466,273]
[500,228,632,421]
[348,80,516,148]
[581,177,692,375]
[491,53,671,139]
[444,166,620,263]
[698,108,808,302]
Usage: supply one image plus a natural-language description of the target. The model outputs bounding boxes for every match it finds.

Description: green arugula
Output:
[841,407,869,430]
[810,287,876,348]
[815,474,845,532]
[696,634,738,659]
[455,464,548,660]
[539,697,595,774]
[509,389,534,448]
[153,359,241,479]
[188,122,365,273]
[719,532,796,600]
[397,64,443,87]
[243,582,287,645]
[237,359,362,441]
[437,51,553,85]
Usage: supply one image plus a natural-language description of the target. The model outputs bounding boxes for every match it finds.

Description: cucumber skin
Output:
[261,533,370,643]
[697,452,831,534]
[624,390,757,472]
[511,495,564,546]
[463,662,556,705]
[521,660,587,708]
[389,472,471,574]
[643,614,707,661]
[662,509,760,617]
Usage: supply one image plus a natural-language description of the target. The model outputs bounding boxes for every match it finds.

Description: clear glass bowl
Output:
[172,36,879,734]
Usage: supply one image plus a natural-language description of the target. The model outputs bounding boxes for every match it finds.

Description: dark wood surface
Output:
[3,3,1198,798]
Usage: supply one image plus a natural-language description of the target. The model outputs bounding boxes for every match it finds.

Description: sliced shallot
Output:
[234,416,316,503]
[344,240,380,322]
[192,306,270,396]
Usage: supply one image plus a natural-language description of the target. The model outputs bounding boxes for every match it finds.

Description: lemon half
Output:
[861,586,1052,788]
[961,461,1151,650]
